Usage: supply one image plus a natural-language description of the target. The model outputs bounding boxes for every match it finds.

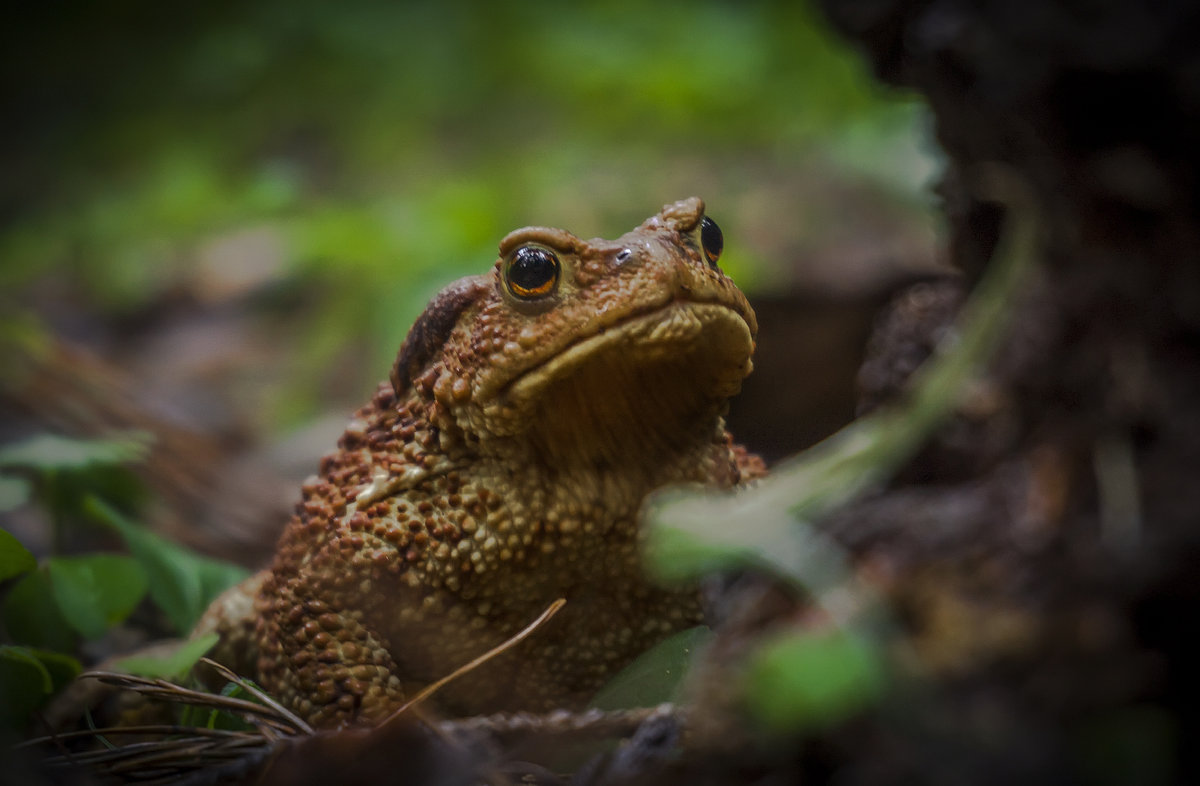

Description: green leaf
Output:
[743,629,888,734]
[111,632,220,679]
[590,626,712,710]
[0,645,80,692]
[47,554,148,639]
[643,521,760,585]
[0,645,81,730]
[86,497,249,633]
[34,647,80,685]
[0,432,151,473]
[0,474,31,513]
[0,644,52,693]
[645,495,849,595]
[196,560,251,617]
[42,462,147,519]
[2,568,77,651]
[0,527,37,580]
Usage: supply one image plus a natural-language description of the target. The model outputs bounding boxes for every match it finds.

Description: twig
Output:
[24,601,689,784]
[437,703,677,746]
[19,725,255,748]
[381,597,567,726]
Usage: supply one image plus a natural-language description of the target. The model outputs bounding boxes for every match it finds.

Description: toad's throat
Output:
[504,300,754,406]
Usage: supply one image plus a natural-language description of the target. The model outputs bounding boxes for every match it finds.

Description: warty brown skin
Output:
[196,197,766,727]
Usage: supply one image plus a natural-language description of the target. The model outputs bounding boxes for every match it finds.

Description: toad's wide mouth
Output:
[482,300,754,463]
[501,300,754,407]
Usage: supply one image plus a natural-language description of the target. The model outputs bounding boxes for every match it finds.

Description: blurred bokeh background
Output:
[1,0,944,562]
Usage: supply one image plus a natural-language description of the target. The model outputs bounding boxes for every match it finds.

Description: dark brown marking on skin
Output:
[391,276,490,396]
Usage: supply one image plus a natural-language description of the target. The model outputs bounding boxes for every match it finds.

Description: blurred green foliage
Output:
[1,0,934,425]
[641,172,1040,733]
[745,629,887,733]
[0,433,245,730]
[113,632,221,681]
[88,498,248,636]
[0,529,36,579]
[590,625,712,710]
[0,432,151,553]
[0,644,80,733]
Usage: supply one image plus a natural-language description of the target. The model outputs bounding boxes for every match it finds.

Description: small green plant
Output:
[0,431,248,731]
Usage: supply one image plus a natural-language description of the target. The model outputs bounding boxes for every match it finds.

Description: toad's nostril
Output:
[615,249,632,264]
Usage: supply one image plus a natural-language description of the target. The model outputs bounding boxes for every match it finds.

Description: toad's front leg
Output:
[253,578,408,727]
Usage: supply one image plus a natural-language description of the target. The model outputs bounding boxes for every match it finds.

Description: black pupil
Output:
[700,216,723,268]
[509,246,557,293]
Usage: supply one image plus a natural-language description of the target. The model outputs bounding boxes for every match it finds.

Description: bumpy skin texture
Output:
[197,198,765,727]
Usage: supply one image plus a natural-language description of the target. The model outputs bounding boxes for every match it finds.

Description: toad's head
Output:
[392,197,756,465]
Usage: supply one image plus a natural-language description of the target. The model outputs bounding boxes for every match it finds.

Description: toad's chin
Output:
[485,302,754,464]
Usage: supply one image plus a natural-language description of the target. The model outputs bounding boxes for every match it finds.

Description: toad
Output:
[196,197,764,727]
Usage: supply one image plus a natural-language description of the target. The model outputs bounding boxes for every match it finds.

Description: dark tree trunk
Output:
[761,1,1200,783]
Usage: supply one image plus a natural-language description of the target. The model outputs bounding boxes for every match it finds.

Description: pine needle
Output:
[20,601,684,784]
[382,597,567,725]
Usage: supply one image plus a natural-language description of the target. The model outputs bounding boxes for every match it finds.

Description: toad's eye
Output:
[504,245,561,299]
[699,216,723,269]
